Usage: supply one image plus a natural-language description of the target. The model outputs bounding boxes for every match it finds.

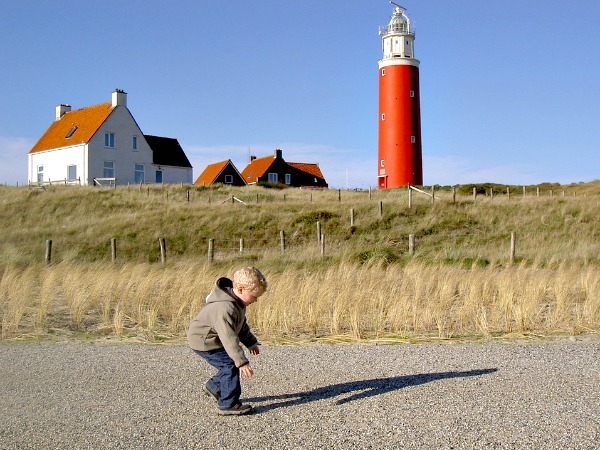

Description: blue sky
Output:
[1,0,599,188]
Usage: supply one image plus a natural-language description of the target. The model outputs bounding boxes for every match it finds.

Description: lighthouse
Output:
[377,3,423,188]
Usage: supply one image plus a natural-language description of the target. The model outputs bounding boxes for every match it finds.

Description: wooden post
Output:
[45,240,52,265]
[369,187,372,200]
[490,188,494,199]
[316,221,321,245]
[522,186,526,196]
[350,208,354,227]
[187,190,190,202]
[338,189,341,202]
[256,193,259,203]
[510,232,516,263]
[507,186,510,200]
[159,238,166,263]
[280,230,285,253]
[378,201,383,218]
[208,239,214,264]
[536,187,540,197]
[452,186,456,204]
[408,234,415,256]
[310,192,313,203]
[111,238,117,262]
[239,238,244,253]
[473,187,477,200]
[320,233,325,257]
[283,194,286,202]
[408,187,412,208]
[431,185,435,204]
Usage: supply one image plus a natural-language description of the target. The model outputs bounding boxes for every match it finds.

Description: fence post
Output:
[280,230,285,253]
[320,233,325,257]
[239,238,244,253]
[536,187,540,197]
[507,186,510,200]
[490,188,494,199]
[431,185,435,204]
[159,238,166,263]
[111,238,117,262]
[45,240,52,265]
[452,186,456,203]
[187,190,190,202]
[316,221,321,245]
[523,186,526,196]
[378,201,383,218]
[510,232,516,263]
[408,234,415,256]
[338,189,341,202]
[369,187,372,200]
[208,239,214,264]
[408,187,412,208]
[350,208,354,227]
[473,187,477,200]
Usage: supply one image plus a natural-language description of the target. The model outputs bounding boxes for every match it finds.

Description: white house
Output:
[28,89,193,186]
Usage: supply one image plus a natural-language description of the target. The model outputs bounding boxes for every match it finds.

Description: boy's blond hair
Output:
[233,266,268,295]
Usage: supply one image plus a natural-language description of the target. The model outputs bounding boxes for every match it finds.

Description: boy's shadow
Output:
[246,368,498,413]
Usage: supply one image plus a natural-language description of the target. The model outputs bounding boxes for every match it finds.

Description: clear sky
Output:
[1,0,599,188]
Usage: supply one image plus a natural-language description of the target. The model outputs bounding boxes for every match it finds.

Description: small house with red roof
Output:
[28,89,193,186]
[240,149,328,188]
[194,159,246,186]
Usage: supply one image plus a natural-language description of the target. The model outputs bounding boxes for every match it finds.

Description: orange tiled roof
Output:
[240,155,275,183]
[194,159,231,185]
[288,162,325,180]
[29,102,113,153]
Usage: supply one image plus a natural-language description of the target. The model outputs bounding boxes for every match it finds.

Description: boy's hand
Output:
[239,363,254,378]
[249,345,260,355]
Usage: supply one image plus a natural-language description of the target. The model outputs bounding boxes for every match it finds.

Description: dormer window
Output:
[65,126,77,138]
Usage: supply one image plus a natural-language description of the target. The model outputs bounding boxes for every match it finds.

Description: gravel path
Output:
[0,339,598,449]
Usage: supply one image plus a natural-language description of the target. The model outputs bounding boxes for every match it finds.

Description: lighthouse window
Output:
[381,114,385,121]
[381,68,385,76]
[410,90,415,97]
[411,136,416,143]
[380,160,385,167]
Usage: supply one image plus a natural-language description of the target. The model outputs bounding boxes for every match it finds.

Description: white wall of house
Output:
[87,106,154,185]
[156,165,193,184]
[28,144,86,184]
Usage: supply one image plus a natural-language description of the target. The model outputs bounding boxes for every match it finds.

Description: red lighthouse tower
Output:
[377,3,423,189]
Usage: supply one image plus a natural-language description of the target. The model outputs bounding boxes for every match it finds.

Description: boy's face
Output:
[235,286,263,306]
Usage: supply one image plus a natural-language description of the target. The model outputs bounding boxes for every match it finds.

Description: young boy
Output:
[188,266,267,416]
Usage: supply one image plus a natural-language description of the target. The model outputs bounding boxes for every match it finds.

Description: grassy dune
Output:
[1,181,599,341]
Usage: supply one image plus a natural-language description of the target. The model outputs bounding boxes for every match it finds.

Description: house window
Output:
[411,136,416,143]
[132,136,138,150]
[105,132,115,148]
[65,126,77,138]
[134,164,144,184]
[155,170,163,184]
[67,165,77,180]
[103,161,114,178]
[314,178,318,183]
[268,173,278,183]
[37,165,44,183]
[285,174,291,184]
[224,175,233,184]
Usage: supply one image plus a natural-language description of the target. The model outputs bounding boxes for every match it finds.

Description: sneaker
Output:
[202,384,219,403]
[217,403,253,416]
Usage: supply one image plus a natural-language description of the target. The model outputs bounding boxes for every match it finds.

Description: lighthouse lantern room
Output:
[377,3,423,188]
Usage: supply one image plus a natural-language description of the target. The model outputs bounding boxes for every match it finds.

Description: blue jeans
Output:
[193,348,240,409]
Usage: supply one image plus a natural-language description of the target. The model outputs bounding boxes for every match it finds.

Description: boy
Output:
[188,266,267,416]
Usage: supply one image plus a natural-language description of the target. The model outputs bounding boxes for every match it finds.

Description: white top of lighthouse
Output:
[379,3,419,66]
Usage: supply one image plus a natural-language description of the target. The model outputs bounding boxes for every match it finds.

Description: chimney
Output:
[250,155,256,162]
[112,89,127,107]
[55,104,71,121]
[274,149,282,159]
